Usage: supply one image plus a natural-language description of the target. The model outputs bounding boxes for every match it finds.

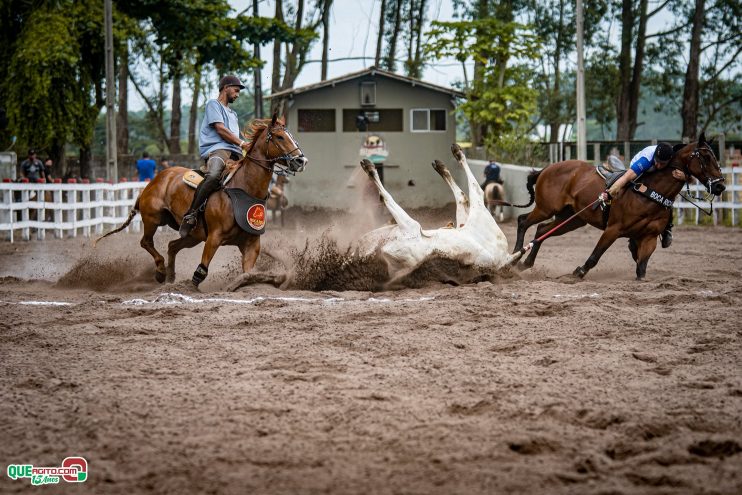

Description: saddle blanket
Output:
[223,188,267,235]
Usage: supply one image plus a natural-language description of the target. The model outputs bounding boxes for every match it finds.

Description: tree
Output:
[269,0,323,115]
[1,0,107,177]
[427,17,541,153]
[647,0,741,139]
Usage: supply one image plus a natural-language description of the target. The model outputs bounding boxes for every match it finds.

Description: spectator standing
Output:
[136,151,156,181]
[43,157,55,182]
[20,149,45,181]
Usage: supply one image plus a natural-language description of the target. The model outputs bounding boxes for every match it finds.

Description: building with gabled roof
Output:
[268,67,464,209]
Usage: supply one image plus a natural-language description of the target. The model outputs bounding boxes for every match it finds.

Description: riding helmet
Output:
[655,142,673,162]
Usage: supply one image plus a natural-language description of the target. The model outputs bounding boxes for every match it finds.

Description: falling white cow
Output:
[358,144,524,284]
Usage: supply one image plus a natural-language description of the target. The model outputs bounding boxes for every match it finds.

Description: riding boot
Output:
[179,177,219,238]
[660,219,673,248]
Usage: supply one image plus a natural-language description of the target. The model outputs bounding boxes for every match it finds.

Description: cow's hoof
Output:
[451,144,464,159]
[155,271,166,283]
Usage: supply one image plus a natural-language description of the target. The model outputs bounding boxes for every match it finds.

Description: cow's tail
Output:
[93,197,140,247]
[491,168,542,208]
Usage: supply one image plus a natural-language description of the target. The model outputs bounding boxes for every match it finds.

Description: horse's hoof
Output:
[572,266,586,278]
[155,271,166,283]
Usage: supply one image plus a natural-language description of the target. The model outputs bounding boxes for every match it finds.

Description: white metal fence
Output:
[0,181,146,242]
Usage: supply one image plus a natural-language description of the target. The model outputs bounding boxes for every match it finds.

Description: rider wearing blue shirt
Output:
[136,152,156,181]
[604,142,685,248]
[180,75,250,238]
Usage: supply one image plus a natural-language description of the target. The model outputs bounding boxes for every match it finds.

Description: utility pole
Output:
[104,0,118,180]
[575,0,587,161]
[253,0,263,118]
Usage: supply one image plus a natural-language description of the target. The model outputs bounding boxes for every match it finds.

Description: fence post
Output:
[21,187,30,241]
[35,184,45,241]
[82,187,91,237]
[623,141,631,163]
[1,185,12,242]
[593,143,600,163]
[53,187,62,238]
[69,185,78,238]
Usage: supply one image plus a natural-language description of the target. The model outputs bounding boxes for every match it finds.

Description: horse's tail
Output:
[93,197,140,247]
[490,168,542,208]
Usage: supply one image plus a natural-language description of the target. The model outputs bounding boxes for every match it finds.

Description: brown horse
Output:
[96,114,307,287]
[512,133,725,280]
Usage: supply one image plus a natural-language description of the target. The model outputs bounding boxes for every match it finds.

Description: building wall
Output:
[283,76,463,209]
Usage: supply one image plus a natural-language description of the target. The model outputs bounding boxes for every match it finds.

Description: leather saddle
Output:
[182,159,242,189]
[596,164,627,189]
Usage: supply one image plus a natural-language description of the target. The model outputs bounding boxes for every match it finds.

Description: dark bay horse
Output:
[96,115,307,287]
[513,133,725,280]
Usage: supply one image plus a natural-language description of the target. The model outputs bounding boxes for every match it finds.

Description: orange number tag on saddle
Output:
[223,188,268,235]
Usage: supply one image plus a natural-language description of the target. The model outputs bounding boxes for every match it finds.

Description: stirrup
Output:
[179,212,197,238]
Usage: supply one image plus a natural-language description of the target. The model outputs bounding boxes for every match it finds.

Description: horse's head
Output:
[671,131,725,196]
[263,112,308,175]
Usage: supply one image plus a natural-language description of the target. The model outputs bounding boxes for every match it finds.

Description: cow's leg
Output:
[634,236,658,280]
[573,226,620,278]
[432,160,469,228]
[139,214,166,283]
[166,236,200,283]
[451,144,485,205]
[360,160,421,234]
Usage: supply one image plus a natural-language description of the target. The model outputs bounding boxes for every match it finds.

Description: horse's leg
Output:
[628,238,639,263]
[521,208,587,269]
[573,226,620,278]
[514,204,554,253]
[139,215,166,283]
[191,232,224,287]
[360,160,421,234]
[634,236,658,281]
[432,160,469,228]
[226,238,286,291]
[166,236,200,283]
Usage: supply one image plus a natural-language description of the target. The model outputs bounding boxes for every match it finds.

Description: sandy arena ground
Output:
[0,207,740,494]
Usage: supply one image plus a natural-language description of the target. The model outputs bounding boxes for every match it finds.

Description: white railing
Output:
[0,181,147,242]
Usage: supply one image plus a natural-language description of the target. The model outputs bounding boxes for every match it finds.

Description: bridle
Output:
[245,125,305,177]
[671,144,724,215]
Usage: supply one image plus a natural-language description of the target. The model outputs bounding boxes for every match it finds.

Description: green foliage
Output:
[1,0,105,155]
[426,18,540,151]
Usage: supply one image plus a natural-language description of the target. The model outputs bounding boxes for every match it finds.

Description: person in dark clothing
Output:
[20,149,45,181]
[481,159,503,189]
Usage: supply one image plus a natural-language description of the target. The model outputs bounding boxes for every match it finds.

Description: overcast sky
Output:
[129,0,462,111]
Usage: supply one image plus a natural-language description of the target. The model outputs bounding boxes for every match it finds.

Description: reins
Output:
[670,146,720,216]
[515,198,603,256]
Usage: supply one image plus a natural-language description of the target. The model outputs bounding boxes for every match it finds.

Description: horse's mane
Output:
[242,117,286,155]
